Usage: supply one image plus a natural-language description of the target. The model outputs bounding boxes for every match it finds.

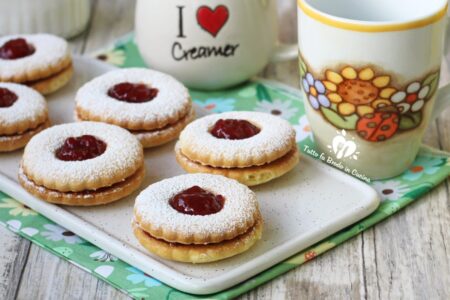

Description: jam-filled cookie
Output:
[175,111,299,186]
[19,122,145,206]
[0,34,73,95]
[133,173,263,263]
[0,83,50,152]
[75,68,195,148]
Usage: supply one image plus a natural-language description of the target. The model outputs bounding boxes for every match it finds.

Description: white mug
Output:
[0,0,91,38]
[298,0,450,180]
[135,0,297,90]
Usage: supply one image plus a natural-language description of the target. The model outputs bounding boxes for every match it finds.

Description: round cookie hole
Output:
[0,38,35,60]
[107,82,159,103]
[55,135,107,161]
[210,119,261,140]
[169,186,225,216]
[0,87,18,108]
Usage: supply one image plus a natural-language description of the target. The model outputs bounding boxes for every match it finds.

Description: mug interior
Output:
[304,0,447,23]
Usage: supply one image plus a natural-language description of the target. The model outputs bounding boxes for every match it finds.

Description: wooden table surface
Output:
[1,1,449,299]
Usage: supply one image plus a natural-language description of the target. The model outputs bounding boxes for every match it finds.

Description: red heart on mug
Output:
[196,5,229,37]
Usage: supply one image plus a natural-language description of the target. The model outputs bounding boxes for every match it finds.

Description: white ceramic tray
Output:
[0,57,380,295]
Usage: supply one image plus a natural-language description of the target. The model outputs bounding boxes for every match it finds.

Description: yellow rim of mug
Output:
[298,0,448,32]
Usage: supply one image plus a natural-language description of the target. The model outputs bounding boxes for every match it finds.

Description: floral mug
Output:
[298,0,450,180]
[135,0,297,90]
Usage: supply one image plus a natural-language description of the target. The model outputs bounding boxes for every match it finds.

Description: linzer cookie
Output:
[176,111,299,186]
[0,83,50,152]
[0,34,73,95]
[75,68,195,148]
[19,122,145,206]
[133,174,263,263]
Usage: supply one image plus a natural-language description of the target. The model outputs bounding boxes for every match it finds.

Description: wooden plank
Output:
[82,0,135,54]
[240,237,366,299]
[276,0,298,44]
[363,186,450,300]
[0,227,30,300]
[15,247,127,300]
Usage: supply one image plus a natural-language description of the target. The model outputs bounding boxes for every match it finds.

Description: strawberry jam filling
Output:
[107,82,158,103]
[0,38,35,60]
[210,119,261,140]
[0,88,18,108]
[55,135,107,161]
[169,186,224,215]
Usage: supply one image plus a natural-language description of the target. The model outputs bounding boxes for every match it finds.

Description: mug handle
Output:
[271,43,298,62]
[432,15,450,120]
[432,83,450,120]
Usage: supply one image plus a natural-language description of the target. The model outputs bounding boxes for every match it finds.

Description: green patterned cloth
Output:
[1,34,449,299]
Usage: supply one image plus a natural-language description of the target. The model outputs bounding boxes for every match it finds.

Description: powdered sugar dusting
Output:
[0,83,47,129]
[134,174,258,237]
[22,122,142,190]
[179,111,295,164]
[0,34,69,79]
[75,68,190,127]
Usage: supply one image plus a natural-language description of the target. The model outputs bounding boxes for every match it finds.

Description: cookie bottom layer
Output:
[176,144,300,186]
[27,64,74,95]
[133,216,263,263]
[18,165,145,206]
[132,107,195,148]
[76,107,196,148]
[0,119,50,152]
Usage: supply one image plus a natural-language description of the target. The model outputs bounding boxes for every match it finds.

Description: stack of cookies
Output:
[0,83,50,152]
[75,68,195,148]
[176,111,299,186]
[0,34,73,95]
[132,174,263,263]
[19,122,145,206]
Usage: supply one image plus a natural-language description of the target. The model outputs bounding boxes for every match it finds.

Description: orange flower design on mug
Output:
[299,55,439,142]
